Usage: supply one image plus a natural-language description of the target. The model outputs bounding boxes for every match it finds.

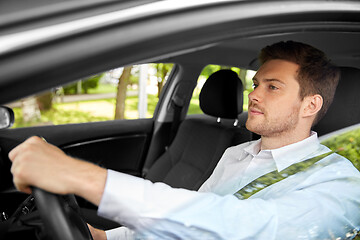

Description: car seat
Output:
[313,66,360,136]
[144,69,251,190]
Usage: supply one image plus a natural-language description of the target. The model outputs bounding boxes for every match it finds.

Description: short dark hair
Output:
[259,41,340,125]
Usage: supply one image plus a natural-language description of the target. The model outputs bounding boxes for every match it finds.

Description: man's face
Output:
[246,59,303,137]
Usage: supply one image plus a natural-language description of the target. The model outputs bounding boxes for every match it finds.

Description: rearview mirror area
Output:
[0,106,14,129]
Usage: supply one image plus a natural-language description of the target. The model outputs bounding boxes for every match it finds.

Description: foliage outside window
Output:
[321,126,360,171]
[8,63,173,128]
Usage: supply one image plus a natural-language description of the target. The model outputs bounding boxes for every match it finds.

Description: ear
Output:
[301,94,323,118]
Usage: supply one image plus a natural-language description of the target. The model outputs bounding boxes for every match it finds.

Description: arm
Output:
[98,170,278,239]
[87,225,107,240]
[98,164,360,239]
[87,225,135,240]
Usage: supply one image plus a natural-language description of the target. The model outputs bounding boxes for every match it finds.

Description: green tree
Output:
[63,74,104,94]
[153,63,173,97]
[115,66,133,119]
[200,65,222,79]
[128,67,139,87]
[199,65,250,87]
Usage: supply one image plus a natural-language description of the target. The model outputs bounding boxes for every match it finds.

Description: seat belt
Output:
[234,151,335,200]
[141,96,185,177]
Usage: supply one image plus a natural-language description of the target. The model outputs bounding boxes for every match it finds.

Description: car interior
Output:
[83,69,254,229]
[147,66,360,188]
[144,69,250,190]
[65,58,360,231]
[0,1,360,239]
[83,62,360,232]
[313,67,360,136]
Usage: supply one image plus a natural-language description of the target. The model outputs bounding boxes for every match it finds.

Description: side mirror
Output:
[0,106,15,129]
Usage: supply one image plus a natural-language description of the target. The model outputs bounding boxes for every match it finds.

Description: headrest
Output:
[313,67,360,136]
[199,69,243,119]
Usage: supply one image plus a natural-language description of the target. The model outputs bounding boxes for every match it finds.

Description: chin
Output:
[245,121,261,135]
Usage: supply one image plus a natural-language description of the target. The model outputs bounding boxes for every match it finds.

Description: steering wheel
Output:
[32,187,93,240]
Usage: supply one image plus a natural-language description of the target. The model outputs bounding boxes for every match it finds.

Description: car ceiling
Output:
[0,0,360,104]
[169,31,360,70]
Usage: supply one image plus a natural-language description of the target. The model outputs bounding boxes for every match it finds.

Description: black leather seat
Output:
[313,67,360,136]
[145,69,251,190]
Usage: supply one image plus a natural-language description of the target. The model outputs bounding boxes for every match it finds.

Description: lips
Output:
[248,104,264,116]
[249,108,263,115]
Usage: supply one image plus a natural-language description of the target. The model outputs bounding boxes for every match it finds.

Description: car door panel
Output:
[62,134,148,175]
[0,118,154,191]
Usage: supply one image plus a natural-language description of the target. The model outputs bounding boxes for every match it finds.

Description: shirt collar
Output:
[242,131,330,172]
[243,139,262,157]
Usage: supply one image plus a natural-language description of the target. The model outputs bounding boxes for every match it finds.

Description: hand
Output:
[9,136,107,205]
[88,224,107,240]
[10,136,72,194]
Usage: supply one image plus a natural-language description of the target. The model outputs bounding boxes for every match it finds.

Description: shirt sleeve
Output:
[98,163,360,240]
[105,227,135,240]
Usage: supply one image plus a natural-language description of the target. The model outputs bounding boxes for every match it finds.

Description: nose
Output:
[248,87,261,103]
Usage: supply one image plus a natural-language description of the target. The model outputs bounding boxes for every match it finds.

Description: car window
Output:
[6,63,174,128]
[187,64,256,115]
[320,124,360,171]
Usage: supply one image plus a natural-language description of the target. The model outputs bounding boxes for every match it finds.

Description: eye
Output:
[269,85,278,90]
[252,83,258,89]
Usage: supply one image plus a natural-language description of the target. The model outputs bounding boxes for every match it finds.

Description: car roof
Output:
[0,0,359,104]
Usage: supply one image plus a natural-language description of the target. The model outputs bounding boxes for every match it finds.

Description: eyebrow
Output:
[252,77,286,86]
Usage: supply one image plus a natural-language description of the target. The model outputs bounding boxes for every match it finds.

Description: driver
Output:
[9,41,360,240]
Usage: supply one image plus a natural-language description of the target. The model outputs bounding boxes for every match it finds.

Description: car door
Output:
[0,116,153,174]
[0,58,188,196]
[0,80,154,193]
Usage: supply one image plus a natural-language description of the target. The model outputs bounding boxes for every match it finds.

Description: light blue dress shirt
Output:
[99,132,360,240]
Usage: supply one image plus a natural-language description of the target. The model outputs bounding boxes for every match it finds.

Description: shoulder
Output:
[308,152,360,184]
[324,153,360,174]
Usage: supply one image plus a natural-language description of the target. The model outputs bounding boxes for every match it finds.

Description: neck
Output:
[260,128,311,150]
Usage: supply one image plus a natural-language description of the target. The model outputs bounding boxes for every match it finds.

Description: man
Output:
[9,41,360,239]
